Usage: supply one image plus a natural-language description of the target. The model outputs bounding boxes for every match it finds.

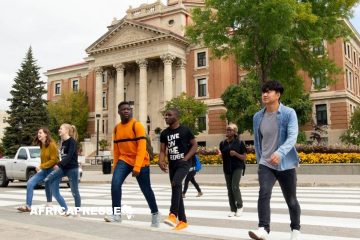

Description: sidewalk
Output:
[81,170,360,187]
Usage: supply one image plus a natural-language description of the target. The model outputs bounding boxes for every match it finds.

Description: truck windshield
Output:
[29,148,41,158]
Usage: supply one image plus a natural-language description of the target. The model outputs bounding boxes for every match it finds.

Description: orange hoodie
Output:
[113,118,149,172]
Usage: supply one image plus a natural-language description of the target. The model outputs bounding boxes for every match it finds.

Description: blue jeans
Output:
[111,160,158,214]
[26,168,54,207]
[45,167,81,211]
[257,164,301,232]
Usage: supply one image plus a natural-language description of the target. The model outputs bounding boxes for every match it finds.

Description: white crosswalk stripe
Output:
[1,184,359,240]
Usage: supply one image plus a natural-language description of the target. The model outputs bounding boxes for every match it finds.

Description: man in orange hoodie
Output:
[104,101,159,227]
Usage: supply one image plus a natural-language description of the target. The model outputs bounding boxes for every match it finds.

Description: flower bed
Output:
[150,152,360,165]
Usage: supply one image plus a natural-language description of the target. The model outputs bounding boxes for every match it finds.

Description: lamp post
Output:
[96,114,101,156]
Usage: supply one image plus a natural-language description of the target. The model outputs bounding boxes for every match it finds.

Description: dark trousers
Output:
[257,164,301,233]
[224,168,243,212]
[183,170,201,194]
[169,160,190,222]
[111,160,158,214]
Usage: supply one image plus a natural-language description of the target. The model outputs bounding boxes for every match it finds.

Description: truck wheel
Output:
[0,168,9,187]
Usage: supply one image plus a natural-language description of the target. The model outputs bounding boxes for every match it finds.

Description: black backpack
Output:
[113,121,154,161]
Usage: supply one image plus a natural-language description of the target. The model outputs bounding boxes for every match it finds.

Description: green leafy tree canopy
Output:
[340,107,360,145]
[2,47,48,156]
[186,0,357,85]
[162,93,208,135]
[47,91,89,142]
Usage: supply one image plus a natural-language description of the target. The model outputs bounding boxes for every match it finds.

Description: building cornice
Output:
[45,62,89,76]
[86,19,189,56]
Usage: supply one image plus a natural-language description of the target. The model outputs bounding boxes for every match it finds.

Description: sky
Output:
[0,0,359,111]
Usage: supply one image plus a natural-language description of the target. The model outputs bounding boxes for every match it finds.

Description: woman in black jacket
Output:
[219,123,247,217]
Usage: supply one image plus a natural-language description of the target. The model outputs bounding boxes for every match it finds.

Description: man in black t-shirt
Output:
[158,108,198,230]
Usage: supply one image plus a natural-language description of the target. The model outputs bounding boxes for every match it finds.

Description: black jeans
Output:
[169,160,191,222]
[183,170,201,194]
[224,168,243,212]
[257,164,301,233]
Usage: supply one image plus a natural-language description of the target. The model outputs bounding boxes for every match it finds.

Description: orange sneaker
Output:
[163,213,177,227]
[174,221,188,230]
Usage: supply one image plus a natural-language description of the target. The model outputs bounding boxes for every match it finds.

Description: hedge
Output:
[150,152,360,165]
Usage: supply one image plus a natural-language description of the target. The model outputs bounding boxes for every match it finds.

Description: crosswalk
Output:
[0,183,359,240]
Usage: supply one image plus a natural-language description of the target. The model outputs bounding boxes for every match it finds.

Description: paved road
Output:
[0,182,359,240]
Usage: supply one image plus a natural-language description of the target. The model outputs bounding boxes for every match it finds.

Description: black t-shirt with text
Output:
[219,138,247,174]
[160,125,195,165]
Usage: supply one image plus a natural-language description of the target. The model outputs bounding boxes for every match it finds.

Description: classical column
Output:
[95,67,103,136]
[136,59,148,127]
[176,58,187,95]
[161,53,176,103]
[114,63,125,123]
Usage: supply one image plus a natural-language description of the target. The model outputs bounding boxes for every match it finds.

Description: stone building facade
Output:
[46,0,360,154]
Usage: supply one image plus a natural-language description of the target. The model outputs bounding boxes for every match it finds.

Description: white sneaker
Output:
[228,212,235,217]
[290,230,300,240]
[104,214,121,222]
[248,227,269,240]
[151,212,160,227]
[234,207,243,217]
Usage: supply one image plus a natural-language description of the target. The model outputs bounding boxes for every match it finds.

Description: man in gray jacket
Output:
[249,80,301,240]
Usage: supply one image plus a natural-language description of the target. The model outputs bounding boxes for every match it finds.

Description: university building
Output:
[45,0,360,155]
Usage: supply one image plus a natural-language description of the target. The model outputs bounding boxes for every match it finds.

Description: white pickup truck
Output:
[0,146,82,187]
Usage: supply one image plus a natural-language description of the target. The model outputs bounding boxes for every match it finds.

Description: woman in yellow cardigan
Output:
[17,127,60,212]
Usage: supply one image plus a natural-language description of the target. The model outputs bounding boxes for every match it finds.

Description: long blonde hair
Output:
[61,123,78,141]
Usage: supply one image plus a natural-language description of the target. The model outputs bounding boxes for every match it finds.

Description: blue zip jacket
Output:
[253,103,300,170]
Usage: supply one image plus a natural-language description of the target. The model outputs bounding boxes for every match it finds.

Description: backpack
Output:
[194,154,202,172]
[113,121,154,161]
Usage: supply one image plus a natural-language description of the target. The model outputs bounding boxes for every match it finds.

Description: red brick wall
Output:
[208,109,227,134]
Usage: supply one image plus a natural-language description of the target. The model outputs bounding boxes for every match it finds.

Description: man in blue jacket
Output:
[248,80,301,240]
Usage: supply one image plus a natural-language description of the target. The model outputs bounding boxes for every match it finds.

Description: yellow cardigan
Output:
[40,140,59,169]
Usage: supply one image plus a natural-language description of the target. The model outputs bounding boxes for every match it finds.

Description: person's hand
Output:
[229,150,237,157]
[54,165,59,170]
[269,153,281,166]
[132,170,140,177]
[35,167,40,172]
[158,160,168,173]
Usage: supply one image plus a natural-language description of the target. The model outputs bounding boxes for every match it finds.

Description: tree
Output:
[340,108,360,145]
[163,93,208,135]
[47,91,89,142]
[2,47,48,156]
[187,0,356,133]
[221,75,312,134]
[186,0,357,86]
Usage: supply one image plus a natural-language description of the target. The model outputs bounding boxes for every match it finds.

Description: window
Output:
[3,117,6,123]
[313,43,325,55]
[354,52,357,65]
[316,104,328,126]
[347,44,351,58]
[346,68,353,91]
[197,51,206,68]
[17,148,28,160]
[55,83,61,95]
[197,78,207,97]
[102,71,108,84]
[198,116,206,132]
[313,75,326,89]
[72,79,79,92]
[102,92,107,109]
[344,42,347,56]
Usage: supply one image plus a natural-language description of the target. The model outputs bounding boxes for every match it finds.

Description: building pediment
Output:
[86,19,188,55]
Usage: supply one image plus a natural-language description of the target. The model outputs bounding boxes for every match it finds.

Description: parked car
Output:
[0,146,82,187]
